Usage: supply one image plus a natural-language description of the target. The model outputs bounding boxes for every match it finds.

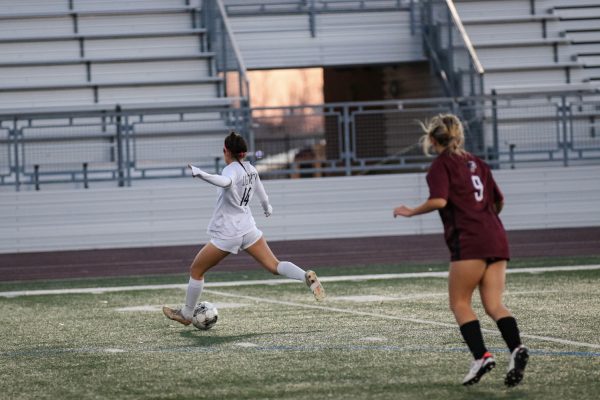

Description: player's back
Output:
[208,161,260,239]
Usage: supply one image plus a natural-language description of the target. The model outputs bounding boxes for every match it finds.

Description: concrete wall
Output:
[1,165,599,254]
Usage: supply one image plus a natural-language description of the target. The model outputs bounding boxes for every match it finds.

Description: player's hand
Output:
[393,205,414,218]
[264,204,273,217]
[188,164,202,178]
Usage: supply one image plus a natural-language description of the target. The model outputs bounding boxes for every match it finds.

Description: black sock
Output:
[496,316,522,352]
[459,320,487,359]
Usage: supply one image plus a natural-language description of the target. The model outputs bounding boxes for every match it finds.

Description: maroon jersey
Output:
[426,151,509,261]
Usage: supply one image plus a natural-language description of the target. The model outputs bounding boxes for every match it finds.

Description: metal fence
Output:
[1,91,599,191]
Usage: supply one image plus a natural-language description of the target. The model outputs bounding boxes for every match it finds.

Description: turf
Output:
[1,263,599,399]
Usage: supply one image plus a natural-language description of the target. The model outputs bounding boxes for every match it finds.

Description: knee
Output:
[449,300,471,316]
[483,303,507,320]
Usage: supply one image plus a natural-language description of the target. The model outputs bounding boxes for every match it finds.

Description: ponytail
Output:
[419,113,466,156]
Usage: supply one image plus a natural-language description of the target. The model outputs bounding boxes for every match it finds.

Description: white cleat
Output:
[505,345,529,387]
[305,270,325,301]
[462,352,496,386]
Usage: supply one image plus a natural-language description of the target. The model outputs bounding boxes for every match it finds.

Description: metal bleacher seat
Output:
[455,0,598,94]
[0,0,216,109]
[553,3,600,84]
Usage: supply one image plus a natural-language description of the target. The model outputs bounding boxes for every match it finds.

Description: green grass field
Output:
[1,258,599,399]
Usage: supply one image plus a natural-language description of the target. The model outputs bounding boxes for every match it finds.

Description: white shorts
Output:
[210,227,263,254]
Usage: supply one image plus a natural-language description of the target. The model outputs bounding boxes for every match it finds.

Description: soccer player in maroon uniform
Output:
[393,114,528,387]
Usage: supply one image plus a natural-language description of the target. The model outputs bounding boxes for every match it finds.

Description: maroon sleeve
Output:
[426,159,450,200]
[487,167,504,204]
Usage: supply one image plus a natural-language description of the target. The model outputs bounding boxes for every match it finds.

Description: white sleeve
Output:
[189,165,232,188]
[254,175,272,216]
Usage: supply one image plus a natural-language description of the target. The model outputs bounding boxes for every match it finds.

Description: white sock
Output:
[182,277,204,319]
[276,261,306,281]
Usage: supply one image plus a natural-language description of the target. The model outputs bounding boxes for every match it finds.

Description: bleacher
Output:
[0,0,248,186]
[0,0,225,108]
[455,0,600,94]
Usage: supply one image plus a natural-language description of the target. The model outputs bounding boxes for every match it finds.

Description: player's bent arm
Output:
[393,198,447,218]
[494,200,504,214]
[188,164,232,188]
[254,175,273,217]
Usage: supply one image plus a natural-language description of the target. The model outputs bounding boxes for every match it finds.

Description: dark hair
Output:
[224,131,249,172]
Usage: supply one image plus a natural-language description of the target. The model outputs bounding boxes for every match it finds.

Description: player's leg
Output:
[244,236,325,301]
[479,260,528,387]
[449,259,496,385]
[163,242,229,325]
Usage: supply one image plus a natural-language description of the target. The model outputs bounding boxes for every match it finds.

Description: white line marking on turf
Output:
[1,264,599,298]
[234,342,259,348]
[203,289,600,350]
[360,337,388,342]
[114,303,248,312]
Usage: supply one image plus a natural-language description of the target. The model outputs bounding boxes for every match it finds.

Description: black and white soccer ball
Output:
[192,301,218,330]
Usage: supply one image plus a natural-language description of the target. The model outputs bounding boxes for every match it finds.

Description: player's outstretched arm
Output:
[393,198,447,218]
[188,164,232,188]
[254,174,273,217]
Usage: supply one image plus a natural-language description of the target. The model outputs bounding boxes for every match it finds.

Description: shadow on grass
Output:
[179,329,324,347]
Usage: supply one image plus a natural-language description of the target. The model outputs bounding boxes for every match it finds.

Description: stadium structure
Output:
[1,2,600,399]
[1,0,598,253]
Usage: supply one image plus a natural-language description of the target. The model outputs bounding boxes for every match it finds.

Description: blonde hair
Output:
[419,113,466,156]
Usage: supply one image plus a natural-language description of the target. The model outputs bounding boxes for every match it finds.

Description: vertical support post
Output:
[447,7,455,94]
[343,105,352,176]
[120,115,132,187]
[309,0,316,38]
[509,144,515,169]
[561,96,569,167]
[220,18,228,97]
[214,157,221,174]
[83,162,89,189]
[34,165,40,191]
[12,120,20,192]
[115,105,125,187]
[409,0,415,36]
[491,90,499,168]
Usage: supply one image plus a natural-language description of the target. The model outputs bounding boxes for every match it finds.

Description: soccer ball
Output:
[192,301,218,330]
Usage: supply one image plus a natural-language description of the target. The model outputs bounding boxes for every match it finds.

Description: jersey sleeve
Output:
[254,173,270,210]
[190,165,232,188]
[488,169,504,204]
[426,158,450,200]
[219,165,238,188]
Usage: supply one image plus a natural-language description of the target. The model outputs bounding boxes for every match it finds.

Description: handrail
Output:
[215,0,250,81]
[203,0,251,105]
[445,0,484,75]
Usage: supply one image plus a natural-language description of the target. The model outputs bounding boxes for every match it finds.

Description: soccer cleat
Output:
[305,270,325,301]
[505,345,529,387]
[462,352,496,386]
[162,306,192,326]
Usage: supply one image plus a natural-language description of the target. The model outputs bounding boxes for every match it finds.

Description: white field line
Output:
[203,289,600,350]
[1,264,599,298]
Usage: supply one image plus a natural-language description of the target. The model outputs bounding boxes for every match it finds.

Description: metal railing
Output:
[1,91,599,191]
[223,0,416,38]
[202,0,251,107]
[421,0,484,98]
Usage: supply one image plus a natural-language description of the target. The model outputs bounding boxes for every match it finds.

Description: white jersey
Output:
[207,161,267,239]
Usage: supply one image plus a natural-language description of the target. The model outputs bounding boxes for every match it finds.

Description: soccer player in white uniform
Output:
[163,132,325,326]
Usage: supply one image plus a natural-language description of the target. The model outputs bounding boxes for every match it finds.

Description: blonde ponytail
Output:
[419,113,466,156]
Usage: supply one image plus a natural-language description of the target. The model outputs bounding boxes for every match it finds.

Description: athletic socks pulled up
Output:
[460,320,488,360]
[496,316,522,352]
[182,277,204,320]
[276,261,306,281]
